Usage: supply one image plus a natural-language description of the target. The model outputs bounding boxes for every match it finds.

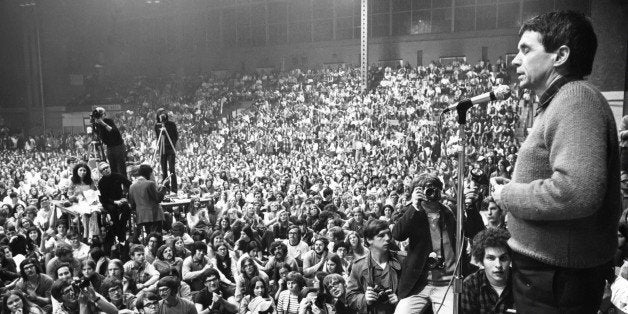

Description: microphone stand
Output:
[452,99,472,314]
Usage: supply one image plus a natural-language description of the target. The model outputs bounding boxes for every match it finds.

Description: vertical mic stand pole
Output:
[452,99,472,314]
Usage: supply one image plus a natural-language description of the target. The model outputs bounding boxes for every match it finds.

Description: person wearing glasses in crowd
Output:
[135,292,160,314]
[13,258,53,312]
[192,268,238,314]
[156,276,197,314]
[100,276,137,311]
[50,277,117,314]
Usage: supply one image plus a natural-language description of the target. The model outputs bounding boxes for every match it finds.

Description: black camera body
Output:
[427,252,445,270]
[72,277,90,291]
[90,109,102,124]
[424,187,441,201]
[372,284,392,303]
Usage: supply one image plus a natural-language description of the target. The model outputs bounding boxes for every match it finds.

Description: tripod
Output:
[152,123,176,190]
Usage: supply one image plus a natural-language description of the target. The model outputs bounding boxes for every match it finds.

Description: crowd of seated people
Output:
[0,57,569,314]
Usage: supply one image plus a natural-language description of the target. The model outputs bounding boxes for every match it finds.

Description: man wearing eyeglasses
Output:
[156,276,197,314]
[192,268,238,314]
[50,278,117,314]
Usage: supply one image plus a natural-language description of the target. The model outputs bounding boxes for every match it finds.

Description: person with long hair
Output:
[106,259,124,280]
[276,271,305,314]
[13,258,53,312]
[212,243,237,286]
[240,276,276,314]
[144,232,162,264]
[235,256,270,303]
[165,236,191,259]
[345,231,367,262]
[2,291,45,314]
[67,162,99,240]
[322,254,344,276]
[152,243,183,279]
[322,274,355,314]
[187,197,211,232]
[81,259,105,293]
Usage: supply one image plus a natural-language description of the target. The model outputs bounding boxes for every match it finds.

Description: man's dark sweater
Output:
[95,118,124,147]
[98,173,131,205]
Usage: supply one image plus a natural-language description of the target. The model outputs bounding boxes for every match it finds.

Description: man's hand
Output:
[386,290,398,305]
[212,292,221,304]
[95,118,106,125]
[411,187,427,209]
[491,177,510,207]
[365,286,379,305]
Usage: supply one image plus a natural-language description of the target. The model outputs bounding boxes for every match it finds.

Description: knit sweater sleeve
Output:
[500,82,611,221]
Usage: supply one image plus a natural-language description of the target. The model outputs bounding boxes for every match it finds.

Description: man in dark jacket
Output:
[392,173,484,313]
[346,219,401,314]
[93,107,127,178]
[98,162,132,244]
[155,108,179,193]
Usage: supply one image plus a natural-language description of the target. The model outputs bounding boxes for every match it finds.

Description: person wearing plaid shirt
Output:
[461,228,514,314]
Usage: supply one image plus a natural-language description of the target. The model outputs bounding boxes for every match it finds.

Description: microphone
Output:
[442,85,511,113]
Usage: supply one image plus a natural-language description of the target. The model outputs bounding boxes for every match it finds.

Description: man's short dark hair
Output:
[55,263,73,278]
[129,244,145,256]
[137,164,153,179]
[55,244,73,258]
[414,173,443,190]
[157,276,180,295]
[204,268,219,280]
[471,228,511,264]
[51,279,72,300]
[481,196,498,211]
[363,219,390,247]
[190,241,207,255]
[520,10,597,77]
[333,241,350,253]
[101,277,123,295]
[136,292,159,310]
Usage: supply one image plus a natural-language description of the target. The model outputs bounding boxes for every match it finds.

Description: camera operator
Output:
[346,219,400,314]
[155,108,178,194]
[50,278,118,314]
[392,173,484,313]
[92,107,127,178]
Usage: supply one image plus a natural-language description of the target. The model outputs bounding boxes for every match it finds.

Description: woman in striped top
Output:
[276,271,305,314]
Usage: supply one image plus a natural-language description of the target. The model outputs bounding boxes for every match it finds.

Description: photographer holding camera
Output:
[346,219,401,314]
[392,173,484,313]
[50,277,118,314]
[92,107,127,178]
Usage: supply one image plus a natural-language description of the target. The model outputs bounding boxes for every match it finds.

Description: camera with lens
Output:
[424,187,441,201]
[90,109,102,123]
[426,252,445,270]
[372,284,392,303]
[72,277,90,290]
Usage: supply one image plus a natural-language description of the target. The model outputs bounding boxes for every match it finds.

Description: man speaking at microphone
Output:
[492,11,620,313]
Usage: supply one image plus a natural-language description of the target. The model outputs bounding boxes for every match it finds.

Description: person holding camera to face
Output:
[392,173,484,314]
[92,107,127,178]
[346,219,401,314]
[50,277,118,314]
